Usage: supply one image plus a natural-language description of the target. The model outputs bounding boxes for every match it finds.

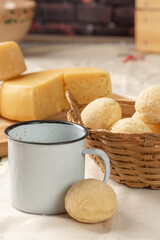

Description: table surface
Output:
[1,35,160,240]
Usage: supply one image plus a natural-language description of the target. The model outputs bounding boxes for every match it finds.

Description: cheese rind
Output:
[0,41,26,81]
[1,83,34,121]
[64,67,112,105]
[1,71,65,121]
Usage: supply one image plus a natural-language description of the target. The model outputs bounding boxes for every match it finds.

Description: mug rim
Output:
[4,120,88,145]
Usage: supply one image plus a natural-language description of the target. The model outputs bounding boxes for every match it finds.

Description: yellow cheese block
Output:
[1,70,66,121]
[0,41,26,81]
[64,67,112,104]
[0,67,112,121]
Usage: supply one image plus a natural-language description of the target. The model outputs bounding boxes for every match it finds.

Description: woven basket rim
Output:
[67,108,160,140]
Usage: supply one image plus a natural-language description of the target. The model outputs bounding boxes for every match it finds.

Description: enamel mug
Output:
[5,120,110,215]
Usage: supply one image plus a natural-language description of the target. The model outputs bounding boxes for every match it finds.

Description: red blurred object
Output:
[123,54,145,63]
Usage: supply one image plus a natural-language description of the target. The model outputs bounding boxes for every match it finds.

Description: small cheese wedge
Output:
[0,41,26,81]
[64,67,112,104]
[1,70,66,121]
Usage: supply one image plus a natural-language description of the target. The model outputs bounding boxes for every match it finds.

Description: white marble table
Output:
[1,36,160,240]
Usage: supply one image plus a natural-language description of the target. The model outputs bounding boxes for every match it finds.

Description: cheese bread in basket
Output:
[66,91,160,190]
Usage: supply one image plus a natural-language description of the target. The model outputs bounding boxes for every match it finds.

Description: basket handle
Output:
[66,91,84,125]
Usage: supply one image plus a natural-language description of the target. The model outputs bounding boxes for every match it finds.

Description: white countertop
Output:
[22,35,160,100]
[1,36,160,240]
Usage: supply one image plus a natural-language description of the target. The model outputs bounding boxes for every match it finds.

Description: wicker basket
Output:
[66,91,160,190]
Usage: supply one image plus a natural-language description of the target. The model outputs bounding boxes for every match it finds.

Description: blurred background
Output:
[1,0,160,99]
[30,0,134,36]
[1,0,159,54]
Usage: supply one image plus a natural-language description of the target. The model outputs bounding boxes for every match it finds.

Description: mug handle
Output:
[82,148,110,183]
